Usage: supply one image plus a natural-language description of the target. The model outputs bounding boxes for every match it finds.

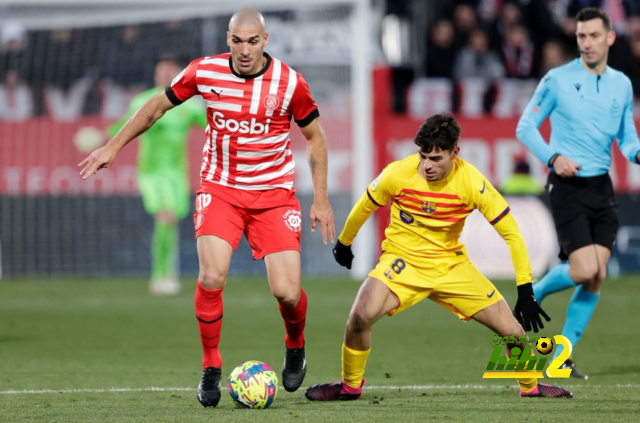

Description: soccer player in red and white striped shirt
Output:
[79,8,335,408]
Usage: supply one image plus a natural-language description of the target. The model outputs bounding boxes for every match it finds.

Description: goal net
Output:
[0,0,374,278]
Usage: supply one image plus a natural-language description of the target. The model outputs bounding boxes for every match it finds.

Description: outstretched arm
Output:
[475,175,549,332]
[79,92,175,179]
[299,118,335,245]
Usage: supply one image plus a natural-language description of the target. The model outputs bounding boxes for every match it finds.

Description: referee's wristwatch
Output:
[548,154,560,167]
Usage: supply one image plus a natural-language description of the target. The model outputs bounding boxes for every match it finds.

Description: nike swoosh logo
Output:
[480,181,486,194]
[487,289,496,298]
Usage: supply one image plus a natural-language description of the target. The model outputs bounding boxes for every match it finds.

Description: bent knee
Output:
[346,306,375,333]
[274,291,300,308]
[570,265,600,285]
[198,270,227,290]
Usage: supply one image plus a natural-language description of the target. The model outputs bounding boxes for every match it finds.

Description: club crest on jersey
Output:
[283,210,302,232]
[264,94,280,111]
[611,99,621,118]
[422,201,437,214]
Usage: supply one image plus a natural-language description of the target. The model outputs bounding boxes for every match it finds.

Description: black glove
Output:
[514,283,550,333]
[333,240,354,269]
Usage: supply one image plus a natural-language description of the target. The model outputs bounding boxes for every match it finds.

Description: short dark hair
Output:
[576,7,612,31]
[156,53,185,68]
[414,112,461,153]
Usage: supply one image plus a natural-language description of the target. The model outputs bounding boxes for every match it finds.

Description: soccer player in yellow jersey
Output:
[305,113,572,401]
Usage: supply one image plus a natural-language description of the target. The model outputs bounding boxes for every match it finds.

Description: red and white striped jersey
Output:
[165,53,319,191]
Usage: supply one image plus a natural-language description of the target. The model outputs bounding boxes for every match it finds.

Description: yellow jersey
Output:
[339,155,532,285]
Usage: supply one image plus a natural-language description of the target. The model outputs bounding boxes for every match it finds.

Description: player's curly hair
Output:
[414,112,461,153]
[576,7,611,31]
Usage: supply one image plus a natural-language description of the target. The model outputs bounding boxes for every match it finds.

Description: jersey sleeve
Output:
[516,71,559,166]
[467,167,532,285]
[338,164,396,245]
[366,163,397,207]
[469,171,510,225]
[616,79,640,164]
[165,58,202,105]
[289,72,319,128]
[493,214,533,285]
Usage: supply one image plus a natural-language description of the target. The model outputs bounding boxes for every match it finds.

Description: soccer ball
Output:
[227,360,279,409]
[536,337,554,355]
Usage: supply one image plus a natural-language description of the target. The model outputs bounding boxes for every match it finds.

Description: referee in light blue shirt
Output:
[516,7,640,379]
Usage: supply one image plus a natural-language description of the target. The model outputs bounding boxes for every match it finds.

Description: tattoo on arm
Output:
[309,155,318,174]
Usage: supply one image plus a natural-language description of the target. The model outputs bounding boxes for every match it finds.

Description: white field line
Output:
[1,384,639,395]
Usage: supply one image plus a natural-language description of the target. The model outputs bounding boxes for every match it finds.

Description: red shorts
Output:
[193,181,302,259]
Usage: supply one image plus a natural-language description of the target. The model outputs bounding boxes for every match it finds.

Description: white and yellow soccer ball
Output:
[536,337,554,355]
[227,360,279,409]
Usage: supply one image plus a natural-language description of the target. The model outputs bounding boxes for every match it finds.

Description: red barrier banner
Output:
[0,117,350,195]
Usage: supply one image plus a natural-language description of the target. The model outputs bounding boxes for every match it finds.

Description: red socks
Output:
[278,288,307,349]
[195,283,306,367]
[194,282,223,369]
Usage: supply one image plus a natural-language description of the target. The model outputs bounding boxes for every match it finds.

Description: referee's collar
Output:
[229,53,272,80]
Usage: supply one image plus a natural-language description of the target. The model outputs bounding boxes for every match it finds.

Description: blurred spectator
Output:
[476,0,502,23]
[626,28,640,95]
[453,28,504,114]
[453,28,504,80]
[0,21,29,86]
[452,3,479,51]
[148,20,203,65]
[501,24,536,79]
[488,1,523,51]
[500,158,543,196]
[538,39,569,77]
[97,25,154,87]
[37,29,95,89]
[0,21,34,120]
[425,19,456,77]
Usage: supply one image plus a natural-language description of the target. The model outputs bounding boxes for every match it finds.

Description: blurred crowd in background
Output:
[0,19,203,116]
[385,0,640,112]
[422,0,640,81]
[3,0,640,116]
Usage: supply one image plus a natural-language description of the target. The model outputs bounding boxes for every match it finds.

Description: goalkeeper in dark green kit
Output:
[108,55,206,295]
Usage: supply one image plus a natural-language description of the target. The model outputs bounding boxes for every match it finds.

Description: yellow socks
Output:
[516,351,538,393]
[342,343,371,388]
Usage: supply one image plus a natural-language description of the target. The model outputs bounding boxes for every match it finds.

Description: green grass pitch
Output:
[1,276,639,422]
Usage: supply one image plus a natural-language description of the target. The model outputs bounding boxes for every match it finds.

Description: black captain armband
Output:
[548,154,560,167]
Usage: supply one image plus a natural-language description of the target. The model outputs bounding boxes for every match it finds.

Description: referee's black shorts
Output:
[546,172,618,260]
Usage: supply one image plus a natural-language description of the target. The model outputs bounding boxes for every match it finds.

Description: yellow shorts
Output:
[369,252,504,321]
